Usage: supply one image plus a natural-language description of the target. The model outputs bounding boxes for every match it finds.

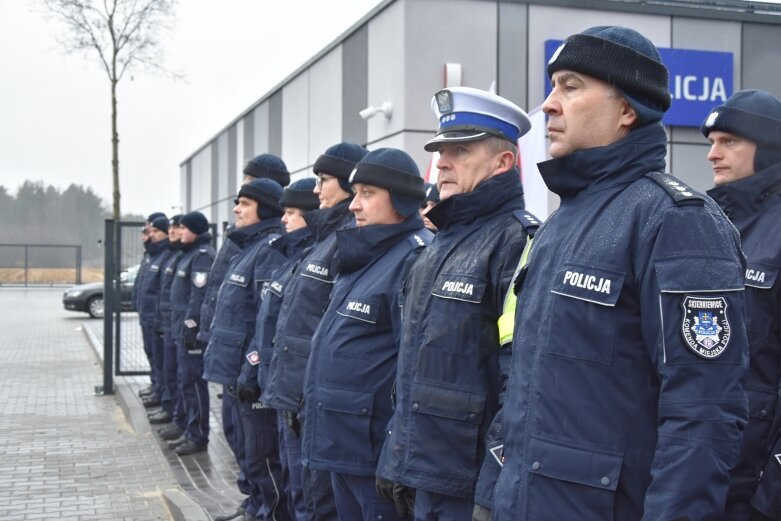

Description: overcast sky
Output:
[0,0,383,217]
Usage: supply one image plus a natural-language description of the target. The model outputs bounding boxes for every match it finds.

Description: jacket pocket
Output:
[526,437,622,521]
[277,335,310,400]
[313,386,375,466]
[205,327,246,379]
[407,382,486,480]
[546,263,624,365]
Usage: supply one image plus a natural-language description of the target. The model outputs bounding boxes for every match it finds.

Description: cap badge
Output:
[548,42,565,65]
[436,90,453,114]
[704,110,719,128]
[348,167,358,183]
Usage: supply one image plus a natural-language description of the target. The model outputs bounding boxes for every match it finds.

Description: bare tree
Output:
[41,0,178,222]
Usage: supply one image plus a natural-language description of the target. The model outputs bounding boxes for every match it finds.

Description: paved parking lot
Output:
[0,289,177,520]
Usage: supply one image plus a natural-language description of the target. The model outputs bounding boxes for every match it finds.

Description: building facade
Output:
[180,0,781,229]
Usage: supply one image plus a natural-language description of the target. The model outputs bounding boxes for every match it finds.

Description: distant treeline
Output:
[0,181,144,268]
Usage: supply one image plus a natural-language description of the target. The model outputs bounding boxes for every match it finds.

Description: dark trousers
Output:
[162,331,184,425]
[413,489,472,521]
[239,401,290,521]
[302,447,337,521]
[140,323,159,392]
[175,341,209,445]
[331,472,409,521]
[280,410,307,521]
[223,387,252,512]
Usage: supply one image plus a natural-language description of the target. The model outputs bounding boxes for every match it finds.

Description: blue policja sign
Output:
[544,40,733,127]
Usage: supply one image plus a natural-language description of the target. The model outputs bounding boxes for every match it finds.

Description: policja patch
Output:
[681,296,731,359]
[193,271,208,288]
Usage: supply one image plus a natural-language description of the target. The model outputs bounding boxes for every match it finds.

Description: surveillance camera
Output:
[359,107,378,120]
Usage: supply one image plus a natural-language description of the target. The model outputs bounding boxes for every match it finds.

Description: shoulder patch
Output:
[407,230,433,249]
[512,210,541,237]
[646,173,704,206]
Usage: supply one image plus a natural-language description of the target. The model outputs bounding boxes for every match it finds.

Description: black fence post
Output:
[76,246,82,285]
[99,219,115,395]
[23,245,28,287]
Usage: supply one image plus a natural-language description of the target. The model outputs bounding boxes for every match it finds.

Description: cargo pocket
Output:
[526,437,622,521]
[546,263,624,365]
[206,327,246,379]
[407,382,485,480]
[314,386,375,466]
[278,335,311,400]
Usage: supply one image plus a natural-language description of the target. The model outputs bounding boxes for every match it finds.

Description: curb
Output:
[80,322,211,521]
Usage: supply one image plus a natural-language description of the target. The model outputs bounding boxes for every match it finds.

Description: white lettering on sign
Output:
[346,301,371,315]
[672,75,727,102]
[307,264,328,277]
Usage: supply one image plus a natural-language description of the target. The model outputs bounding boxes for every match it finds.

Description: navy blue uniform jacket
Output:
[203,219,284,387]
[301,218,433,476]
[493,123,749,521]
[376,169,530,499]
[170,234,215,343]
[263,199,353,413]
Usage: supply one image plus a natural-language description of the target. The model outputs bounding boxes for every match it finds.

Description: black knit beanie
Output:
[150,215,169,234]
[313,142,369,193]
[237,178,284,219]
[279,178,320,212]
[701,89,781,173]
[243,153,290,187]
[146,212,166,224]
[349,148,425,218]
[180,211,209,235]
[170,214,184,226]
[547,26,671,125]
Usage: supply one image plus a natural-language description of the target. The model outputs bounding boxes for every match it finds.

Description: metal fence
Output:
[0,243,83,286]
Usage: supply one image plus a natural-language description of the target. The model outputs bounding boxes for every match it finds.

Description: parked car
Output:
[62,265,139,318]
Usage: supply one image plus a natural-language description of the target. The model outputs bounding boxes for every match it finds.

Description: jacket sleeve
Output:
[184,251,215,342]
[640,204,749,520]
[474,228,531,509]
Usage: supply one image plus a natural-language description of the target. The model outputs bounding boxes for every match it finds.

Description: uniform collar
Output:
[707,161,781,219]
[228,219,282,249]
[272,226,313,257]
[303,198,354,240]
[146,239,167,256]
[335,216,426,274]
[537,122,667,199]
[426,168,525,230]
[181,232,212,252]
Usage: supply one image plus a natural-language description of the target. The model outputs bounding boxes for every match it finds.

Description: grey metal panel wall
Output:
[742,22,781,99]
[183,163,191,212]
[228,124,237,205]
[309,49,343,163]
[243,110,255,159]
[367,0,405,144]
[210,141,219,224]
[268,92,283,157]
[282,73,310,172]
[343,25,369,145]
[672,143,715,193]
[253,103,270,157]
[498,2,529,109]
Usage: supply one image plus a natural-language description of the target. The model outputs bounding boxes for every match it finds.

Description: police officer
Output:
[375,87,535,521]
[238,178,320,521]
[203,178,287,521]
[137,212,166,399]
[263,142,368,521]
[700,90,781,521]
[156,214,188,441]
[302,148,432,521]
[167,211,215,455]
[200,155,290,521]
[492,26,749,521]
[138,214,169,409]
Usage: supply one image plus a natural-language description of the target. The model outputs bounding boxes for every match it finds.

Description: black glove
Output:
[473,504,491,521]
[376,476,415,518]
[236,383,261,404]
[283,410,300,437]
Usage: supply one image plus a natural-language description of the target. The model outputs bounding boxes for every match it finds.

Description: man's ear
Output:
[620,99,638,129]
[496,150,516,174]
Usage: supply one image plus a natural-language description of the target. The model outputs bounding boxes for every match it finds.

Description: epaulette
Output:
[408,231,432,249]
[512,210,541,237]
[646,172,705,206]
